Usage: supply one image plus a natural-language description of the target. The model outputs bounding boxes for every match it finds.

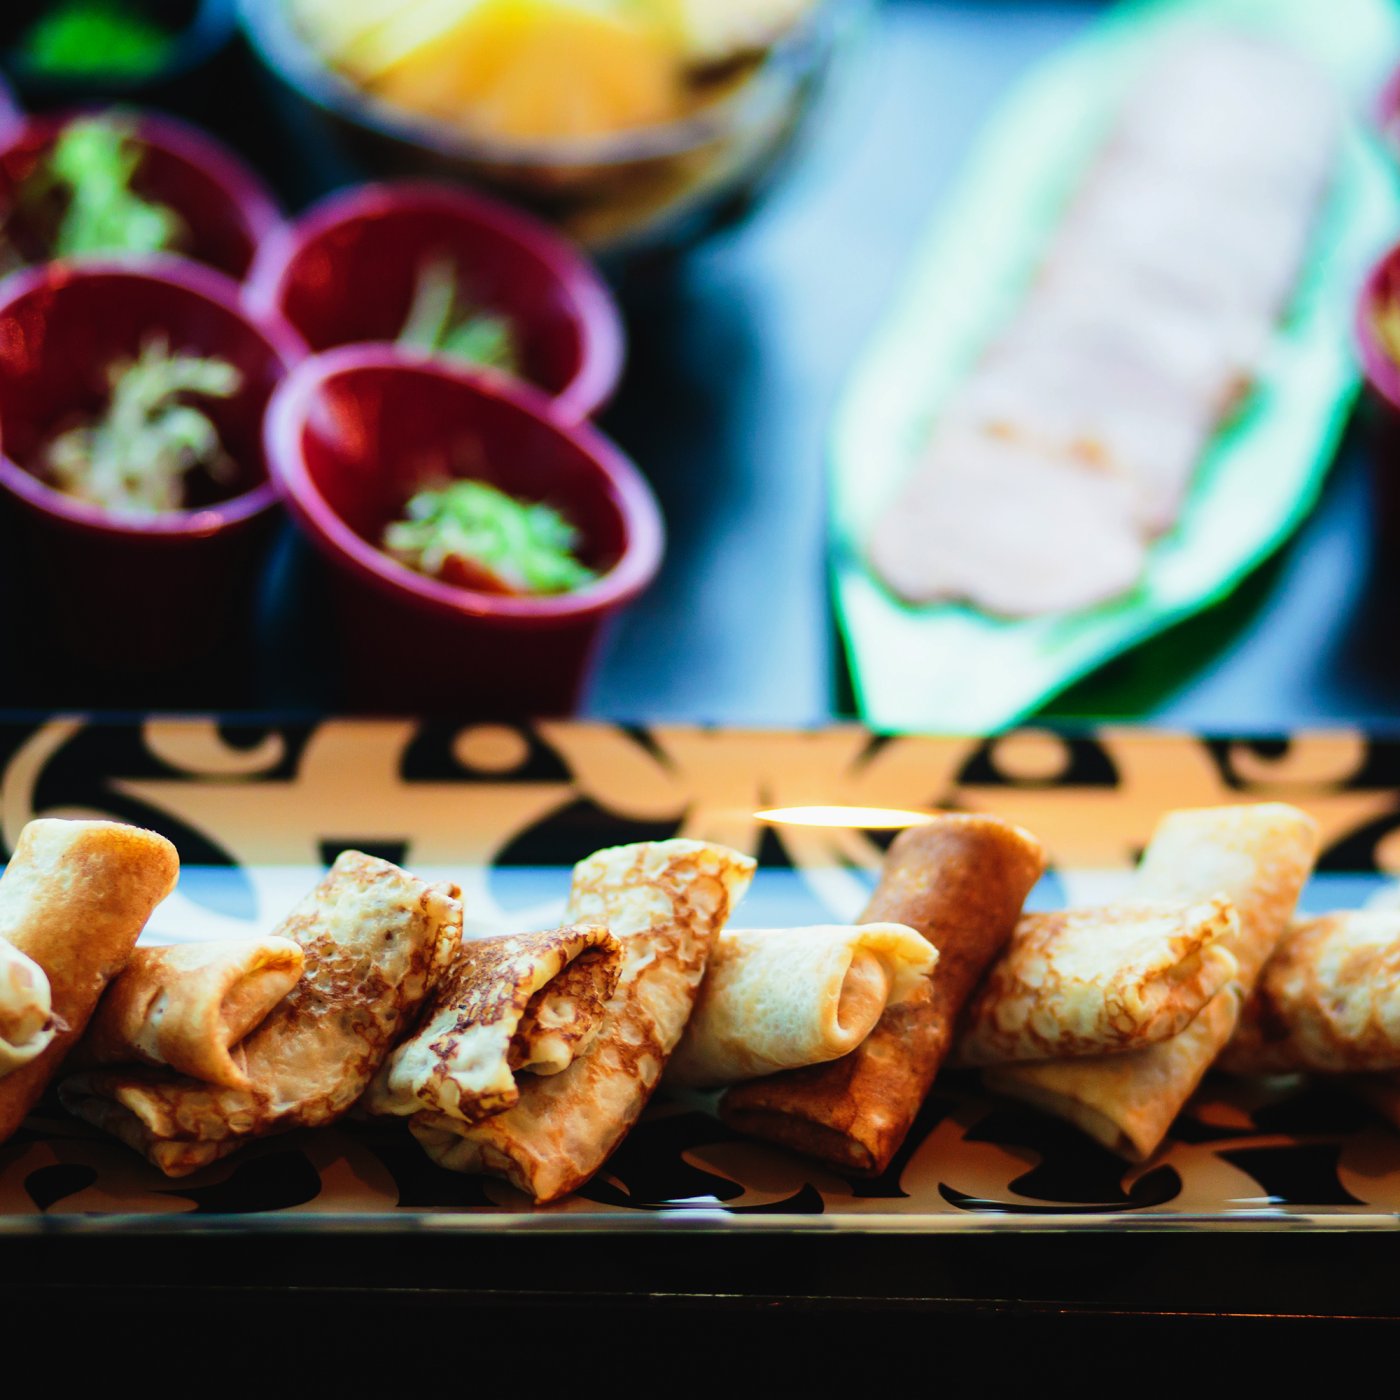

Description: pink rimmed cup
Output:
[0,257,306,669]
[246,180,624,423]
[0,106,283,280]
[1356,242,1400,538]
[264,344,664,714]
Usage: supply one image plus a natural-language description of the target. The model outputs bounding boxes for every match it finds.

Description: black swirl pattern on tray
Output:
[1,717,1400,1222]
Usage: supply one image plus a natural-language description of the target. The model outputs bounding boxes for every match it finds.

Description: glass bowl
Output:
[238,0,859,258]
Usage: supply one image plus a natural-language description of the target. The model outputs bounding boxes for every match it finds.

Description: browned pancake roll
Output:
[412,839,755,1204]
[0,818,179,1145]
[78,937,306,1089]
[956,897,1240,1066]
[60,852,461,1177]
[366,924,622,1122]
[985,804,1318,1159]
[719,814,1047,1176]
[1221,909,1400,1075]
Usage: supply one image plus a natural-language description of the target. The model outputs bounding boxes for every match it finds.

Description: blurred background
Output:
[1,0,1395,731]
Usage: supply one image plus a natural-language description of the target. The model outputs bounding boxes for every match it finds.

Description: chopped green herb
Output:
[384,479,597,595]
[398,257,520,375]
[32,115,185,260]
[15,1,176,80]
[42,337,242,514]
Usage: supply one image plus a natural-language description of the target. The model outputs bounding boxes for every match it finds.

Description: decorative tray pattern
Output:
[4,717,1400,1232]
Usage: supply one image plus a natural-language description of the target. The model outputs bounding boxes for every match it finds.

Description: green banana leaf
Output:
[830,0,1400,733]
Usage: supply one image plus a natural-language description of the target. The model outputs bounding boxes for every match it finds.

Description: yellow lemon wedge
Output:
[323,0,688,142]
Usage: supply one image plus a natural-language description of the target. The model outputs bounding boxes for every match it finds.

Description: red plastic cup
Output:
[245,181,624,422]
[0,107,283,280]
[264,344,664,714]
[1355,243,1400,537]
[0,257,306,669]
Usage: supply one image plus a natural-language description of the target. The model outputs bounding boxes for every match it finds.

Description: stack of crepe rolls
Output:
[77,937,307,1089]
[719,814,1047,1176]
[367,924,623,1123]
[667,923,938,1088]
[62,851,461,1176]
[0,818,179,1146]
[410,839,756,1204]
[956,897,1241,1066]
[983,804,1318,1160]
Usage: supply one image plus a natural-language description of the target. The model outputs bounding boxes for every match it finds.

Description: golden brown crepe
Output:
[1221,909,1400,1075]
[77,937,306,1089]
[366,923,622,1123]
[60,852,461,1177]
[956,897,1240,1066]
[984,989,1240,1157]
[0,818,179,1146]
[667,922,937,1088]
[986,803,1318,1159]
[0,939,58,1077]
[411,839,755,1204]
[719,815,1047,1176]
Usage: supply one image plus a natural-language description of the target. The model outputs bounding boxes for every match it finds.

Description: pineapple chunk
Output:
[650,0,815,67]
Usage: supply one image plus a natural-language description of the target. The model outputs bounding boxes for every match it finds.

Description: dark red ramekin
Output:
[1355,242,1400,537]
[264,344,663,715]
[0,106,283,281]
[0,256,306,669]
[245,180,624,423]
[0,74,18,139]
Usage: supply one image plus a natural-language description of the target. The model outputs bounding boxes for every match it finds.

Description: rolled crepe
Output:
[78,937,306,1089]
[956,897,1240,1066]
[60,851,461,1177]
[985,803,1318,1160]
[720,815,1047,1176]
[0,818,179,1146]
[366,923,622,1123]
[666,923,938,1088]
[0,940,58,1077]
[1221,909,1400,1075]
[411,839,756,1204]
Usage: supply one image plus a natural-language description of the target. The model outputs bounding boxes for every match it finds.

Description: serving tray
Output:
[4,717,1400,1233]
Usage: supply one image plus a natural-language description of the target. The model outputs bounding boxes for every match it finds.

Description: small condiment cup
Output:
[0,256,305,669]
[264,344,663,714]
[246,180,624,422]
[1355,241,1400,536]
[0,105,283,280]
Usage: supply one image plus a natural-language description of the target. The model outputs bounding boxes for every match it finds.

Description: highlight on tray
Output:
[240,0,847,252]
[10,792,1400,1205]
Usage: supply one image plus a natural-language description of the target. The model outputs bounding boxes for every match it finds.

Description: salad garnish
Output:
[42,336,242,514]
[383,478,597,595]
